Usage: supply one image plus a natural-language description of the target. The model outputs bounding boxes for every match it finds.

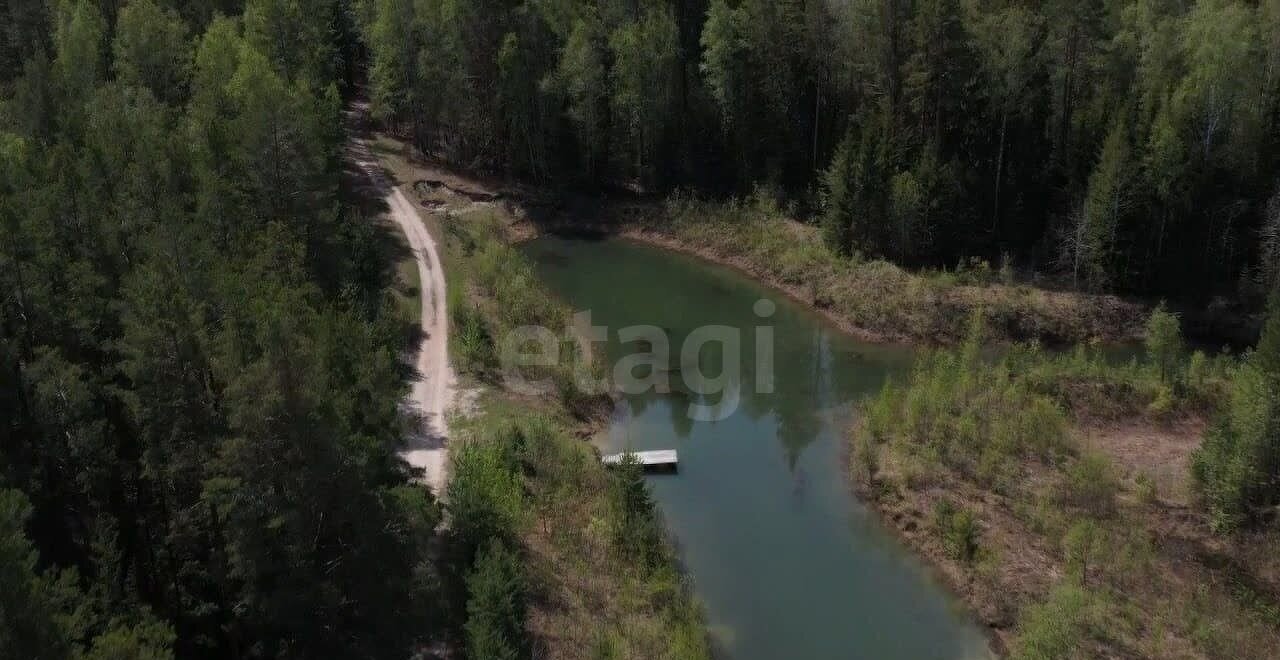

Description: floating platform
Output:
[601,450,678,473]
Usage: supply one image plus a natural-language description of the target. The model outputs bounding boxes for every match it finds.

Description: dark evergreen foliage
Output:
[358,0,1280,301]
[0,1,441,657]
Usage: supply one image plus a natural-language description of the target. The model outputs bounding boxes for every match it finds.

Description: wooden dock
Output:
[601,450,678,472]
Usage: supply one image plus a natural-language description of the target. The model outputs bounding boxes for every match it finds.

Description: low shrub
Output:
[933,499,980,563]
[858,316,1073,491]
[1062,519,1107,586]
[1012,583,1097,660]
[1060,453,1120,518]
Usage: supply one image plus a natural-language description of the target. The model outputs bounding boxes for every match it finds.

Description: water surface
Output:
[524,236,992,660]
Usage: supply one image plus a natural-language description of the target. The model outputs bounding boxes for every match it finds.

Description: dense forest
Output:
[6,0,1280,658]
[1,3,705,659]
[359,0,1280,300]
[0,1,447,657]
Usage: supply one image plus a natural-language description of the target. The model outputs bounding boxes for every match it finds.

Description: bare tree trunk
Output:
[992,105,1008,233]
[812,81,821,172]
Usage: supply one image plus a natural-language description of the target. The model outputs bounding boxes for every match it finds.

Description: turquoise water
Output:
[523,236,992,660]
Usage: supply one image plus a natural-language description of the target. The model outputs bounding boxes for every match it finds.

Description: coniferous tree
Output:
[1193,289,1280,530]
[464,540,528,660]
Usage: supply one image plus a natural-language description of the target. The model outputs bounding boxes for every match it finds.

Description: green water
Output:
[523,236,993,660]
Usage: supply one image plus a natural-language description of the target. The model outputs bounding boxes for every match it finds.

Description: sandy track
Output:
[349,106,454,495]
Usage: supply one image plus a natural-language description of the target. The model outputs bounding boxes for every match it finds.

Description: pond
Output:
[523,236,993,660]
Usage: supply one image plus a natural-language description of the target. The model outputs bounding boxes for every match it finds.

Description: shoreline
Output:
[380,147,1242,658]
[613,228,912,346]
[518,221,1005,657]
[843,431,1017,656]
[505,200,1148,349]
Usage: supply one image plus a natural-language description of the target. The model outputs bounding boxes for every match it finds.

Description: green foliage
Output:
[451,406,710,660]
[1011,583,1096,660]
[659,193,1147,345]
[860,316,1072,490]
[1061,453,1120,518]
[1062,519,1107,586]
[445,210,606,417]
[547,16,608,173]
[933,499,980,563]
[464,541,529,660]
[364,0,419,123]
[1133,472,1158,506]
[821,125,889,259]
[0,4,441,658]
[351,0,1280,302]
[52,0,107,99]
[448,434,526,566]
[1011,340,1230,420]
[0,488,176,660]
[0,488,74,660]
[1192,365,1278,531]
[850,429,880,486]
[1070,119,1131,290]
[78,620,175,660]
[1193,291,1280,531]
[608,6,680,185]
[1144,304,1184,386]
[606,455,666,570]
[451,276,496,374]
[111,0,191,105]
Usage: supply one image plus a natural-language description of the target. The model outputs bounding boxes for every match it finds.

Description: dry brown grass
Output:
[616,195,1148,346]
[518,423,706,660]
[858,414,1280,659]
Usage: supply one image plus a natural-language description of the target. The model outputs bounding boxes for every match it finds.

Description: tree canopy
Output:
[0,2,441,657]
[357,0,1280,301]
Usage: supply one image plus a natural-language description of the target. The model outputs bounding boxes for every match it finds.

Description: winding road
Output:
[349,104,454,495]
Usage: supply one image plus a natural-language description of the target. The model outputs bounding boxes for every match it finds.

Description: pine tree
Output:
[464,541,528,660]
[1193,288,1280,530]
[1144,303,1184,385]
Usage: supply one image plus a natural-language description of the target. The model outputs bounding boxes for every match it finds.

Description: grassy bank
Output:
[410,180,710,658]
[602,192,1147,346]
[849,314,1279,658]
[375,134,1269,657]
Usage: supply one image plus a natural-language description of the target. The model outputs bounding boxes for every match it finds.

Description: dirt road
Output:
[349,105,454,495]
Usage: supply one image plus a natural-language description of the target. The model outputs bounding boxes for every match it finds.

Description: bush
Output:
[933,500,980,563]
[1134,472,1158,506]
[1012,583,1095,660]
[607,454,667,570]
[447,434,525,566]
[1144,303,1185,386]
[1062,519,1107,586]
[465,540,529,660]
[1061,453,1119,518]
[851,430,879,486]
[1191,344,1279,532]
[854,314,1072,490]
[446,210,608,416]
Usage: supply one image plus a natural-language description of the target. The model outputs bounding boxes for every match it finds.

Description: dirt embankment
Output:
[506,197,1148,347]
[365,138,1280,656]
[854,414,1280,658]
[369,137,1150,349]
